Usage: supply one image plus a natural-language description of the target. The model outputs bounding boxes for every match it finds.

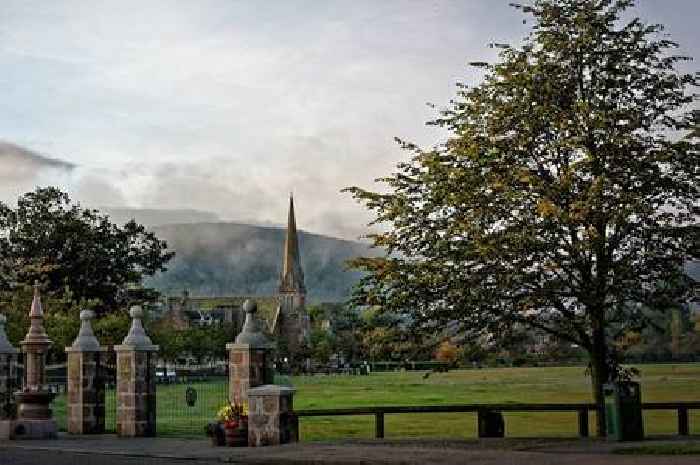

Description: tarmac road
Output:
[2,436,700,465]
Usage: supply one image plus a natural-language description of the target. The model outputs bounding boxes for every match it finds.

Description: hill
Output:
[101,207,221,227]
[146,222,374,302]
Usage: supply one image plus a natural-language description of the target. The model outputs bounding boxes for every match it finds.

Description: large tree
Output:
[346,0,698,436]
[0,187,174,312]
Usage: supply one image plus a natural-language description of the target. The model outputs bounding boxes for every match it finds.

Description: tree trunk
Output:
[590,320,608,437]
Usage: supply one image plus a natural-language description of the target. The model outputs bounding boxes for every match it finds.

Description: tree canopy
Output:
[0,187,174,312]
[346,0,698,436]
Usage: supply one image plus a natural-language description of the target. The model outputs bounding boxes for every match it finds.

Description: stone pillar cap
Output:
[234,300,273,348]
[120,305,156,349]
[21,282,51,347]
[248,384,296,396]
[0,313,18,354]
[67,309,102,352]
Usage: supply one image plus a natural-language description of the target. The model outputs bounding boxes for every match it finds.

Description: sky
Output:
[1,0,698,240]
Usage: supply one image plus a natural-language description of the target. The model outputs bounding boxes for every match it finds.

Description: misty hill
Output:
[146,222,375,302]
[102,208,221,227]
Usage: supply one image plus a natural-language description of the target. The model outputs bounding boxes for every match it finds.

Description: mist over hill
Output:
[145,222,375,302]
[102,208,222,227]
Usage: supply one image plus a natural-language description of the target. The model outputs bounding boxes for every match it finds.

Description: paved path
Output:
[1,436,699,465]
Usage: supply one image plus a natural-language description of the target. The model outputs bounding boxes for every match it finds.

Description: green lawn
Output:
[51,364,700,440]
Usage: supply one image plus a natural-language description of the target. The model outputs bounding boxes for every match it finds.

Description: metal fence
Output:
[155,374,228,437]
[40,357,229,437]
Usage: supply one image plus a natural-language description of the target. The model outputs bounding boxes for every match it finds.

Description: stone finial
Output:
[71,310,101,351]
[29,282,44,318]
[234,300,273,348]
[23,282,51,345]
[122,306,154,348]
[0,313,18,354]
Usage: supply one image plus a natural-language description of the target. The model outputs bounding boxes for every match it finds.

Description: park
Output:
[46,364,700,440]
[1,0,699,464]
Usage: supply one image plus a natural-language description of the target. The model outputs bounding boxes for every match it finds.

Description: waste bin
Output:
[603,381,644,441]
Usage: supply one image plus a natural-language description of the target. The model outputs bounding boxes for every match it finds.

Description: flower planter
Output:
[217,402,249,447]
[224,419,248,447]
[206,422,226,447]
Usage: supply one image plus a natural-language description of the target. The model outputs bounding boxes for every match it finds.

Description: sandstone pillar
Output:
[227,300,274,405]
[248,385,297,446]
[0,314,19,439]
[66,310,107,434]
[115,306,158,437]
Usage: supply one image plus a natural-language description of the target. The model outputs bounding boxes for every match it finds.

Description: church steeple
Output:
[279,194,305,294]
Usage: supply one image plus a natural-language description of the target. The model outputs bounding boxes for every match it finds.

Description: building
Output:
[157,195,311,359]
[271,194,311,355]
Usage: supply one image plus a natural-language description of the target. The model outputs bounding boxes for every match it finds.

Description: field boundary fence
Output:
[294,401,700,439]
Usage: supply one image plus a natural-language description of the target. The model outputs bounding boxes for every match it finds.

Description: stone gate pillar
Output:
[66,310,107,434]
[248,385,297,447]
[115,306,159,437]
[227,300,274,405]
[0,314,19,439]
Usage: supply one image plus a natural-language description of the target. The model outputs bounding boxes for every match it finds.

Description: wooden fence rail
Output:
[294,401,700,439]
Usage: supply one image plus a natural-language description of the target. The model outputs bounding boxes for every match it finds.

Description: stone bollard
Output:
[0,314,19,439]
[115,306,159,437]
[227,300,274,406]
[66,310,107,434]
[248,385,297,447]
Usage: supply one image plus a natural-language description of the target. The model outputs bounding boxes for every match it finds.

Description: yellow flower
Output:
[217,405,235,422]
[536,198,559,218]
[217,401,249,422]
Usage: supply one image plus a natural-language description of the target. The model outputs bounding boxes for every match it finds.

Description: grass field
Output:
[51,364,700,440]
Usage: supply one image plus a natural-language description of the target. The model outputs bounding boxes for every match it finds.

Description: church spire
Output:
[279,194,305,294]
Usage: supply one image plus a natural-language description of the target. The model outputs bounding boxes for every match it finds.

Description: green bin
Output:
[603,381,644,441]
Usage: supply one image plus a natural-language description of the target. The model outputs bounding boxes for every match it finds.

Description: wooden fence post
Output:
[678,407,689,436]
[577,409,589,438]
[375,412,385,439]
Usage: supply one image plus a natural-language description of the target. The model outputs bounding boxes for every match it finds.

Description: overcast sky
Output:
[1,0,698,240]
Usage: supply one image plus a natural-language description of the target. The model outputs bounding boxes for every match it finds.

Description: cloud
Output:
[0,140,74,180]
[69,172,128,208]
[116,131,390,240]
[2,0,697,240]
[0,141,76,203]
[0,1,528,238]
[0,140,130,209]
[0,137,376,240]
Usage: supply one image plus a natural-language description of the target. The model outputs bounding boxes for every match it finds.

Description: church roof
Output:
[163,295,280,330]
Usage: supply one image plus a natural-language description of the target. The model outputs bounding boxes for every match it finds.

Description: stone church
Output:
[159,195,311,358]
[270,195,311,354]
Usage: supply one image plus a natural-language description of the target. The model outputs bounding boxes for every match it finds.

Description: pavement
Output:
[1,435,699,465]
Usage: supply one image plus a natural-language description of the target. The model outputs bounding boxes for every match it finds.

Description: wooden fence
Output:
[294,401,700,439]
